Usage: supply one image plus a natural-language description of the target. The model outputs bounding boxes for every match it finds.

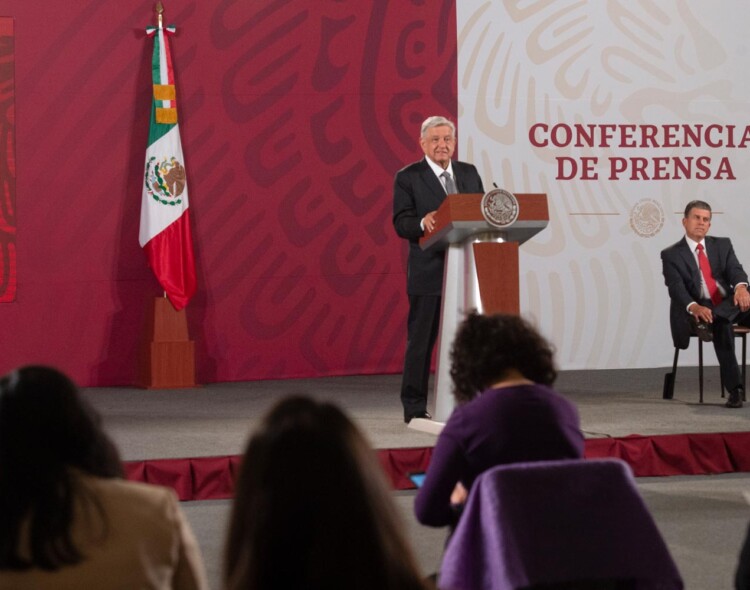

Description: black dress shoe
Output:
[691,317,713,342]
[726,388,744,409]
[405,411,432,424]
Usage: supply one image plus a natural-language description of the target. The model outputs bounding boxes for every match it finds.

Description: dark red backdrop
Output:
[0,1,457,386]
[0,17,15,304]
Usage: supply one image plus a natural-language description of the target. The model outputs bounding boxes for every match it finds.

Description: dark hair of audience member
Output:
[224,396,426,590]
[0,366,123,570]
[450,311,557,404]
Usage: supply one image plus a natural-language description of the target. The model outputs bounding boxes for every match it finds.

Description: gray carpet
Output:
[85,367,748,461]
[183,475,750,590]
[82,367,750,589]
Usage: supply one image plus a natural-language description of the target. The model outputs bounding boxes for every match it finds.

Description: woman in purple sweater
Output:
[414,312,585,527]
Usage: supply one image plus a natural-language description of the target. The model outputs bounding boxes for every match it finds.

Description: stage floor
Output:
[83,366,750,462]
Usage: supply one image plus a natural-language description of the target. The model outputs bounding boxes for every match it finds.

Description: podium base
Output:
[407,418,445,436]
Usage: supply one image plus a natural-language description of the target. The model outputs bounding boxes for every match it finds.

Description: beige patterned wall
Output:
[458,1,750,369]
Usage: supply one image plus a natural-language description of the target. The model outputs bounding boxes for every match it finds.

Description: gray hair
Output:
[421,116,456,138]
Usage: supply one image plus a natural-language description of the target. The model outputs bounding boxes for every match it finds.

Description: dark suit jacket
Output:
[393,158,484,295]
[661,235,748,349]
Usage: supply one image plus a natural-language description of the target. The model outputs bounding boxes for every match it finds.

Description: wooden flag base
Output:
[137,297,197,389]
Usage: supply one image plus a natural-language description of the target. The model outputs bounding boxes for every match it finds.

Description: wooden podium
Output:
[137,297,196,389]
[420,192,549,421]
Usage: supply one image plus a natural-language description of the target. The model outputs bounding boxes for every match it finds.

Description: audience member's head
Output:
[224,396,426,590]
[0,365,122,570]
[450,311,557,404]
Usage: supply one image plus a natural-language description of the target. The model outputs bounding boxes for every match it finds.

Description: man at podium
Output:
[393,116,484,423]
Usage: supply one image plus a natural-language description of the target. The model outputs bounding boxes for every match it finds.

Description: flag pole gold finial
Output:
[156,1,164,29]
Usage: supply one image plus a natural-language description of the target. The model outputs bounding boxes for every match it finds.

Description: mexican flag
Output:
[139,23,196,311]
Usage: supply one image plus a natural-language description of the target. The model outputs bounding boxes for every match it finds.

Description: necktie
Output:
[441,171,457,195]
[696,243,722,306]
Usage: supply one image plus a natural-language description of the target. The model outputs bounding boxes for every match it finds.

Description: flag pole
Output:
[140,1,196,310]
[138,0,197,388]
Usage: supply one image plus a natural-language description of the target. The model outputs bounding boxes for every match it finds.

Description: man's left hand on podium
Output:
[422,210,438,234]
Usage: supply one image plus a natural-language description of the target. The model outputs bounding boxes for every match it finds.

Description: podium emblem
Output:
[480,188,519,228]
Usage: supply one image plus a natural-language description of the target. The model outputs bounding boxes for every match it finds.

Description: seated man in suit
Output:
[392,116,484,423]
[661,200,750,408]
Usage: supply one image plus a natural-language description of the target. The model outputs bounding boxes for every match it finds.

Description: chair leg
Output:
[728,331,747,401]
[699,339,704,404]
[743,333,747,401]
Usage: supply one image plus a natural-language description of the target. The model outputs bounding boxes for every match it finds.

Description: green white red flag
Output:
[140,22,196,311]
